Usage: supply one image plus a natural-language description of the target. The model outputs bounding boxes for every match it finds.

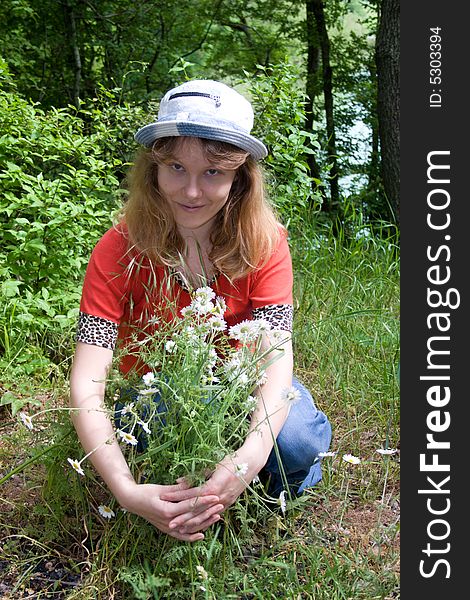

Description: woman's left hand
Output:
[159,450,258,535]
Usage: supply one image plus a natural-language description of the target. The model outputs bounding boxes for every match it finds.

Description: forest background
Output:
[0,0,400,598]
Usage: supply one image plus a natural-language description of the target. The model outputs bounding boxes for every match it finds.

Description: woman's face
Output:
[157,138,237,236]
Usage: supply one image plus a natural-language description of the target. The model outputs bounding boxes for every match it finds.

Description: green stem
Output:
[338,475,350,529]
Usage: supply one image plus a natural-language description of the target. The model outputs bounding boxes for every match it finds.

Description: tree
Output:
[375,0,399,222]
[304,0,323,190]
[306,0,340,212]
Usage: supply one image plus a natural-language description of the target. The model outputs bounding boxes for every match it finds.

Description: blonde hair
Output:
[120,137,282,281]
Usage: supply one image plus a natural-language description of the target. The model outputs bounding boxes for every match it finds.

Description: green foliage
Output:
[0,1,395,222]
[0,64,146,379]
[0,0,304,108]
[246,62,323,225]
[0,388,41,416]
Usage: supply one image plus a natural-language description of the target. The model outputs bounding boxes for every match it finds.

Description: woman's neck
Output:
[176,224,215,286]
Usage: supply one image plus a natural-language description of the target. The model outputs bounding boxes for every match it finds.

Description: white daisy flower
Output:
[203,372,220,386]
[245,395,258,411]
[98,504,115,519]
[376,448,398,456]
[196,565,208,580]
[234,463,249,477]
[194,287,216,303]
[180,305,193,317]
[120,402,135,415]
[207,348,218,366]
[117,430,138,446]
[281,386,302,404]
[252,318,272,333]
[278,490,287,515]
[142,372,156,386]
[19,412,34,430]
[67,457,85,476]
[228,320,260,343]
[190,287,216,315]
[208,316,227,332]
[342,453,361,465]
[165,340,177,353]
[318,451,336,458]
[238,372,250,386]
[214,296,227,316]
[355,226,371,240]
[192,299,214,315]
[256,373,268,386]
[138,387,159,396]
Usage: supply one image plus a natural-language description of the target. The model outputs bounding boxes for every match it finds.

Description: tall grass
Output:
[0,219,400,599]
[291,219,399,456]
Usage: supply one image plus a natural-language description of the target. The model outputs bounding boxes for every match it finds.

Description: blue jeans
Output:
[261,377,332,495]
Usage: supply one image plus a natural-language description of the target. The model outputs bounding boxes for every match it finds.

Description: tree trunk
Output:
[305,0,323,193]
[310,0,340,213]
[366,56,380,198]
[375,0,400,223]
[64,0,82,108]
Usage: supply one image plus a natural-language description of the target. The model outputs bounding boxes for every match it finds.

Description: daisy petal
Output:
[19,412,34,431]
[342,453,361,465]
[318,451,336,458]
[67,457,85,476]
[98,504,115,519]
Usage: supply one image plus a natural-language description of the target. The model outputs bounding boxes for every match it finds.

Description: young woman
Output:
[70,79,331,543]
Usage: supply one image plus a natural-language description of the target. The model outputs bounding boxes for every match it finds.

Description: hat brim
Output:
[135,121,268,160]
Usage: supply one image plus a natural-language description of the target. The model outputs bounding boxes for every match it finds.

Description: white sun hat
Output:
[134,79,268,160]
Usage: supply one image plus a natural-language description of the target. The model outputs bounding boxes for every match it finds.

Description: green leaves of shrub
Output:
[246,62,323,225]
[0,66,145,373]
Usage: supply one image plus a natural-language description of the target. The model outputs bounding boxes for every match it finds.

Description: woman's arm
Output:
[70,341,223,541]
[242,332,293,467]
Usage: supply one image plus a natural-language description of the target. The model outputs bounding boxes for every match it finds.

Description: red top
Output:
[79,224,293,373]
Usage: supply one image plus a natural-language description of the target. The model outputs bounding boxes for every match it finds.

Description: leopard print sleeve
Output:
[252,304,293,332]
[76,312,118,350]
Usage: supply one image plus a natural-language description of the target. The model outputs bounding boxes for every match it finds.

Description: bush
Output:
[246,61,323,226]
[0,59,145,375]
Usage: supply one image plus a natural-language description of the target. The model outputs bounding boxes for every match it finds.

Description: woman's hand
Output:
[159,449,259,535]
[117,480,224,542]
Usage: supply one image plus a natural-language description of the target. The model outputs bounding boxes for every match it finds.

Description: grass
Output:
[0,219,399,599]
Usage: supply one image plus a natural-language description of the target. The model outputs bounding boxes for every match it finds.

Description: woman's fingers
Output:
[163,493,220,519]
[169,501,224,530]
[164,526,205,542]
[178,512,222,535]
[160,486,206,502]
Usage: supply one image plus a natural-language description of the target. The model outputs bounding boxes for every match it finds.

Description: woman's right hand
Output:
[117,480,224,542]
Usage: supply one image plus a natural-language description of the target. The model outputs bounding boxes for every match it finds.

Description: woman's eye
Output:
[206,169,220,176]
[171,163,184,171]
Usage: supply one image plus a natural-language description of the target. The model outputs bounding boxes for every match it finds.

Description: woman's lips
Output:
[178,204,205,212]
